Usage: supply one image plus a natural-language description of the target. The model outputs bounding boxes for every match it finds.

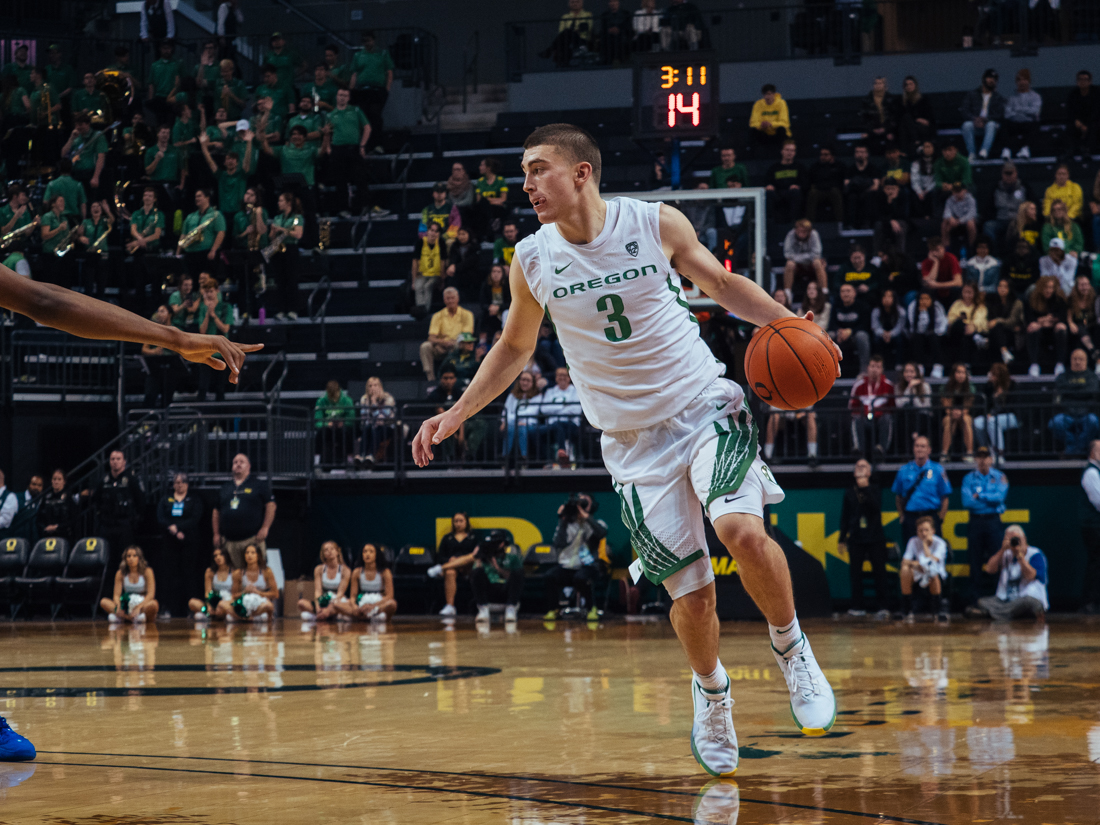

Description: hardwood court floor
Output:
[1,616,1098,824]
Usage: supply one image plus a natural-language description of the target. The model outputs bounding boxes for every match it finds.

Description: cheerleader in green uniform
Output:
[188,547,235,621]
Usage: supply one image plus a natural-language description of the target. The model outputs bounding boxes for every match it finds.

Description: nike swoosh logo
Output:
[723,496,737,503]
[716,401,729,411]
[554,262,572,274]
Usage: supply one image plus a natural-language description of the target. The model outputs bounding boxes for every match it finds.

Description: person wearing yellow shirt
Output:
[749,84,791,153]
[411,222,444,312]
[419,285,474,381]
[541,0,595,67]
[1042,164,1084,220]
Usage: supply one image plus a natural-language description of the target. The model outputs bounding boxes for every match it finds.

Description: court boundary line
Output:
[37,751,951,825]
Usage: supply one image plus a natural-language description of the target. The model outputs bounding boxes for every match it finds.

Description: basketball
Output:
[744,317,837,411]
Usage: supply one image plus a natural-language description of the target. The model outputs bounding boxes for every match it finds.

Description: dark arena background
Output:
[0,0,1099,822]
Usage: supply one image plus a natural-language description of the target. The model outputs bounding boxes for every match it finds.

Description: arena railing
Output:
[10,330,123,403]
[504,0,1094,79]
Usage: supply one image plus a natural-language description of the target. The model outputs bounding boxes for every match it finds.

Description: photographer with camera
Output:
[544,493,609,621]
[469,529,524,625]
[972,524,1048,621]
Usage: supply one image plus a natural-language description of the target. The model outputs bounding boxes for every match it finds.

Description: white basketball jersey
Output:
[514,197,722,432]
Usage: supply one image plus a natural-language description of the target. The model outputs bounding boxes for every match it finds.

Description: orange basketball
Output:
[744,317,837,411]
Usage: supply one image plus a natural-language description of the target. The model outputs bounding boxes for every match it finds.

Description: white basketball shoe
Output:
[693,778,740,824]
[690,676,738,777]
[772,633,836,736]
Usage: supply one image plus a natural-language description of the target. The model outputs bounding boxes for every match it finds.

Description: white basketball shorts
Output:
[601,378,785,600]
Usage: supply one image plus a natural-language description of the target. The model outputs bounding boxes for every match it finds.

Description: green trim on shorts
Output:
[618,482,695,585]
[705,410,759,507]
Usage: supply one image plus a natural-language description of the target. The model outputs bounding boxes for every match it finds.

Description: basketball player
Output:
[0,260,262,762]
[413,124,839,777]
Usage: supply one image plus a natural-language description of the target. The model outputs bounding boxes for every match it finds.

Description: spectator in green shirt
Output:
[324,44,351,89]
[196,274,235,401]
[306,64,339,112]
[43,159,87,225]
[314,379,356,429]
[492,220,520,266]
[259,121,327,187]
[147,39,183,127]
[172,102,201,171]
[250,96,284,148]
[61,114,108,201]
[168,273,201,332]
[194,40,220,116]
[234,187,269,252]
[77,199,114,297]
[145,125,187,205]
[264,33,303,102]
[475,156,509,238]
[2,76,30,127]
[0,186,38,244]
[324,88,375,213]
[267,191,305,320]
[214,59,247,121]
[177,188,226,278]
[28,67,62,131]
[1,44,33,92]
[285,95,325,146]
[933,143,973,215]
[44,44,76,108]
[39,194,76,287]
[349,30,394,148]
[72,73,110,120]
[199,130,251,228]
[710,147,750,189]
[126,186,165,255]
[255,65,292,118]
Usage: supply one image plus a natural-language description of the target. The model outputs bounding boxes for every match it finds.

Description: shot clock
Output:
[633,57,719,139]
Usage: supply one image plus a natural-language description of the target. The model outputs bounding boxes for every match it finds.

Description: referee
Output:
[961,446,1008,607]
[892,435,951,546]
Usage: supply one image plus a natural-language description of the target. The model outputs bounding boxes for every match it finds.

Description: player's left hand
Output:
[176,334,264,384]
[801,311,842,377]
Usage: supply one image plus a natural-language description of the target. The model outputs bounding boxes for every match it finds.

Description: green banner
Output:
[310,484,1088,609]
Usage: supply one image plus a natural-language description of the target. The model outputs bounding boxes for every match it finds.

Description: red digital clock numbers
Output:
[668,93,701,127]
[633,59,718,138]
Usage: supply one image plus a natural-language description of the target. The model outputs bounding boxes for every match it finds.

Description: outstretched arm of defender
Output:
[658,204,840,373]
[412,256,543,466]
[0,262,262,381]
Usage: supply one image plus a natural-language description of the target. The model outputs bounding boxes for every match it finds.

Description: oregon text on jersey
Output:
[550,263,661,298]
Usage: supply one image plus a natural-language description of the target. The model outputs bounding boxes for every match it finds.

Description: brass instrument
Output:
[89,217,114,256]
[177,211,217,251]
[94,69,134,125]
[245,204,261,252]
[0,204,37,250]
[317,218,332,251]
[126,206,161,254]
[54,221,79,257]
[261,229,286,263]
[38,82,55,129]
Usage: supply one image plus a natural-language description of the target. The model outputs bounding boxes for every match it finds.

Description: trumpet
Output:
[177,211,217,251]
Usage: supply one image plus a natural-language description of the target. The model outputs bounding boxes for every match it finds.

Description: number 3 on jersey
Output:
[597,294,632,342]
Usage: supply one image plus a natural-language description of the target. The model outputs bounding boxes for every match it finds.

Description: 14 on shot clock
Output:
[633,58,719,139]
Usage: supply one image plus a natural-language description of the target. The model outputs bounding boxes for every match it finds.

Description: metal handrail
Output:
[307,274,334,358]
[262,0,353,49]
[261,350,288,405]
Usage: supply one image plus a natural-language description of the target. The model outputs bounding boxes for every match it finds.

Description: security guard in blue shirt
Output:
[961,446,1008,605]
[892,435,952,545]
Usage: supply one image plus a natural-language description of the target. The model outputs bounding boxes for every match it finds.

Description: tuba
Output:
[94,69,134,125]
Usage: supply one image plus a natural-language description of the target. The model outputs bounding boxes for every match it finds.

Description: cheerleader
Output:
[298,540,350,622]
[100,545,160,623]
[188,547,235,621]
[336,543,397,624]
[226,543,278,622]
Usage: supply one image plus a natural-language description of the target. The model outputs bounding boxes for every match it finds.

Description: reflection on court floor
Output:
[1,617,1098,824]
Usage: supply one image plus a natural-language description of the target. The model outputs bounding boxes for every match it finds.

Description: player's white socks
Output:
[693,660,728,696]
[769,617,802,654]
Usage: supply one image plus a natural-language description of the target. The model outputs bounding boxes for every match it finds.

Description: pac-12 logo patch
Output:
[625,241,639,257]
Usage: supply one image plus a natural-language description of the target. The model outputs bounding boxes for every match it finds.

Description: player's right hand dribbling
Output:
[412,411,463,466]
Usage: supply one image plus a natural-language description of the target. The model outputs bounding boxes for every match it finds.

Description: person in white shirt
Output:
[1038,237,1077,296]
[0,469,20,535]
[539,366,584,463]
[974,524,1048,620]
[900,514,949,618]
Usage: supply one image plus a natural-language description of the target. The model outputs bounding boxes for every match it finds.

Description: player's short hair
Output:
[915,515,935,530]
[523,123,602,187]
